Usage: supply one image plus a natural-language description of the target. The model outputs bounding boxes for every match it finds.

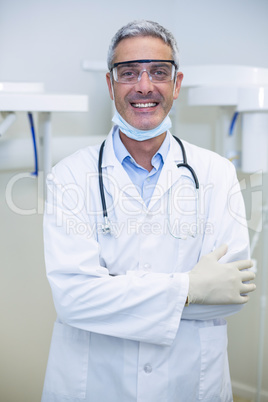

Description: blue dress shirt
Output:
[113,128,170,206]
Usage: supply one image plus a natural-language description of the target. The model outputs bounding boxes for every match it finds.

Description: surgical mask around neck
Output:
[112,109,172,141]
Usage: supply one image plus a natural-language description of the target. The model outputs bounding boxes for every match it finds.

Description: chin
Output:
[131,121,160,131]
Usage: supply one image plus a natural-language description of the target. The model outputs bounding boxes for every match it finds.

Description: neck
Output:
[119,130,167,171]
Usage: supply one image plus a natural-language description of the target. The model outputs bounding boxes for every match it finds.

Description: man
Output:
[42,20,256,402]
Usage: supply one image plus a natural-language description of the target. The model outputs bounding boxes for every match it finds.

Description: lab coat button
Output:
[144,364,152,374]
[143,263,151,271]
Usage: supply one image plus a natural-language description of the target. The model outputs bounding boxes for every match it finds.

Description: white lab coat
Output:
[42,128,249,402]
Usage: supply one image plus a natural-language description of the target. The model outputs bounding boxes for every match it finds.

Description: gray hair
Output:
[107,20,180,71]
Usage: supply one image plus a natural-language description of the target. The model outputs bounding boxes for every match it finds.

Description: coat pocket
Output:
[198,320,230,401]
[42,321,90,400]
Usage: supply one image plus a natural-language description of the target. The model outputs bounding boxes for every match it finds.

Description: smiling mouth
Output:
[131,102,158,108]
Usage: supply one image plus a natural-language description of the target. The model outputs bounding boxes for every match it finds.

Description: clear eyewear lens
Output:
[113,62,175,84]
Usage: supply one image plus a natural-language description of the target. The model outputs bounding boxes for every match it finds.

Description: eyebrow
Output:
[117,63,140,68]
[112,59,175,68]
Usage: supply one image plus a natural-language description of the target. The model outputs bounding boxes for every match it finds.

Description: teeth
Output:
[132,103,157,108]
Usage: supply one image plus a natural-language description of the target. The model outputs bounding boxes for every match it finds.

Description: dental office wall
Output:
[0,0,268,400]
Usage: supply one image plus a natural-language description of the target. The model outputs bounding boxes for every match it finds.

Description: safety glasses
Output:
[111,59,177,84]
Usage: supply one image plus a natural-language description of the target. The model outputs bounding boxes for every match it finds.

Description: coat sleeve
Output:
[44,166,189,346]
[182,158,251,320]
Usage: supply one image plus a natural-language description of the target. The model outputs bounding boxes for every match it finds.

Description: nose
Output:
[134,70,154,94]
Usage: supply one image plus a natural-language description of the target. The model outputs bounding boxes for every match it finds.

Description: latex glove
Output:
[188,244,256,305]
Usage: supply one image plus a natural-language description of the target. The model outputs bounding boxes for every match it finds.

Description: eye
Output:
[122,71,135,77]
[156,70,167,76]
[117,68,139,81]
[150,67,170,80]
[152,68,168,76]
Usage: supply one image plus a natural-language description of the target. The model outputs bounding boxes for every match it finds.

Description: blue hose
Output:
[28,112,38,176]
[229,111,239,136]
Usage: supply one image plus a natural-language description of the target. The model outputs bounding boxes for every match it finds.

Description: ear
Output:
[106,72,114,100]
[173,72,183,100]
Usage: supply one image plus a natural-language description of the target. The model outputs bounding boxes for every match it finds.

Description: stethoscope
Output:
[98,136,199,239]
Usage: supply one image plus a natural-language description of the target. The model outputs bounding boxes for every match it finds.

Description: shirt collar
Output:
[113,127,170,166]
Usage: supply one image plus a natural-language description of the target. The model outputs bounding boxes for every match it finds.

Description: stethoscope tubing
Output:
[98,140,108,219]
[172,136,199,189]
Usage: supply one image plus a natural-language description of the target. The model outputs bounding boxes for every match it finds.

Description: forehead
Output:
[113,36,173,64]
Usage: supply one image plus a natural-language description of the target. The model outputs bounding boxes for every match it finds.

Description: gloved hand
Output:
[188,244,256,305]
